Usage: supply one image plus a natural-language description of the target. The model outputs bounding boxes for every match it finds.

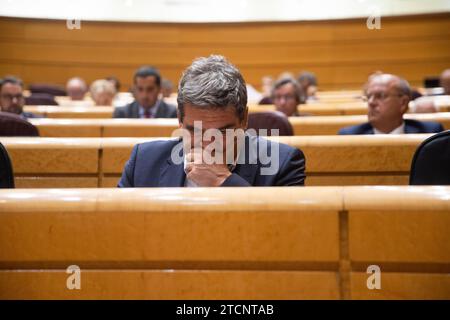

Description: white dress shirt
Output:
[373,122,405,135]
[138,100,161,118]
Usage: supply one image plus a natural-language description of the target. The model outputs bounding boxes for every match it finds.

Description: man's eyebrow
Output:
[217,123,237,131]
[185,123,237,131]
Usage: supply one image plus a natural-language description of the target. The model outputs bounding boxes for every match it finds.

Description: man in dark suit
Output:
[0,76,40,119]
[339,73,444,135]
[118,55,306,187]
[113,66,177,118]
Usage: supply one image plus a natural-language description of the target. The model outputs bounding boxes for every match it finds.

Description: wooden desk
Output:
[0,187,448,299]
[1,134,433,187]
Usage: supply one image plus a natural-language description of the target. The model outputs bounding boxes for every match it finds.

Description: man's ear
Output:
[400,96,410,114]
[177,109,183,128]
[241,107,249,129]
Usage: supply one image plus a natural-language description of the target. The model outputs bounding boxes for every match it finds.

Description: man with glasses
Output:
[0,76,39,119]
[272,77,307,117]
[339,74,443,134]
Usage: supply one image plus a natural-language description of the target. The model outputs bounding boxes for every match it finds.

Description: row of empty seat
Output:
[0,187,448,299]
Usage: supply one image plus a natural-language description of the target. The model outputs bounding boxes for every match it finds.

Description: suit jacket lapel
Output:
[232,135,259,185]
[129,102,140,118]
[159,140,186,187]
[155,101,165,118]
[233,162,259,185]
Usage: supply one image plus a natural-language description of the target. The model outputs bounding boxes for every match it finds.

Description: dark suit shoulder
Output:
[135,138,182,162]
[137,138,180,152]
[404,119,444,133]
[254,136,306,186]
[157,101,178,118]
[113,102,139,118]
[338,122,373,135]
[112,105,127,118]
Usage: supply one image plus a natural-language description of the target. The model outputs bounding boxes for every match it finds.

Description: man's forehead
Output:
[276,83,295,93]
[183,105,240,126]
[1,83,22,93]
[136,76,157,85]
[185,104,236,115]
[367,79,397,92]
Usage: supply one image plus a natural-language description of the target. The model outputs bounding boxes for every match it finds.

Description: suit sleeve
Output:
[168,104,178,118]
[117,144,139,187]
[221,173,252,187]
[338,127,351,135]
[275,147,306,186]
[113,107,124,118]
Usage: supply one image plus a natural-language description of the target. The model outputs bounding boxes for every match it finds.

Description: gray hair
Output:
[90,79,116,97]
[177,55,248,122]
[369,73,411,99]
[395,77,412,99]
[297,71,317,86]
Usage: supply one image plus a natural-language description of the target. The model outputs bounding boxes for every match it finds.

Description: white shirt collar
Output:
[373,122,405,135]
[138,100,161,118]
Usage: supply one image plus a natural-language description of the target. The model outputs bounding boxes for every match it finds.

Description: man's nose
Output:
[368,97,378,108]
[278,98,287,106]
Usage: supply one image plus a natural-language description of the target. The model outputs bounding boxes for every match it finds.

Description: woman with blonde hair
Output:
[90,79,116,106]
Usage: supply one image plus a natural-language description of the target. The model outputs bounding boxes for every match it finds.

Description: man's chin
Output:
[368,114,379,122]
[369,117,383,128]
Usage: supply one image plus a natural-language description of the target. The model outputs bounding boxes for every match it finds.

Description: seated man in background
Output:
[0,76,39,118]
[90,79,116,106]
[339,73,443,135]
[113,66,177,118]
[118,55,305,187]
[66,77,88,101]
[272,77,307,117]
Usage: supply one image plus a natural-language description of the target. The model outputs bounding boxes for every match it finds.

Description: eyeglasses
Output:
[273,94,297,102]
[362,92,403,102]
[0,94,24,102]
